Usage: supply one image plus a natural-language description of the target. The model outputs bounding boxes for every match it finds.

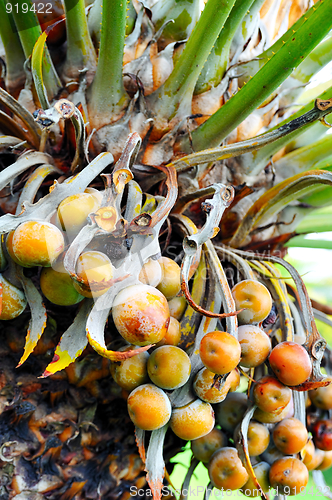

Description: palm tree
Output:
[1,0,332,498]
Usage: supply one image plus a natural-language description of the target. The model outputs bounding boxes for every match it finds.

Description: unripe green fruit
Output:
[40,261,84,306]
[168,295,186,320]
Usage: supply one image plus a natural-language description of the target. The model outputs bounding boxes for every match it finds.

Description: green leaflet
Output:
[286,237,332,250]
[238,30,332,91]
[229,170,332,248]
[274,134,332,181]
[31,31,50,109]
[180,457,200,500]
[293,205,332,235]
[12,0,60,100]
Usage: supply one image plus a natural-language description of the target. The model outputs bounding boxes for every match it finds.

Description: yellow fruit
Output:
[8,221,64,267]
[157,257,181,299]
[111,346,149,391]
[74,250,114,298]
[57,192,100,238]
[147,345,191,390]
[0,275,27,320]
[170,399,215,440]
[112,284,170,346]
[127,383,171,430]
[231,280,272,324]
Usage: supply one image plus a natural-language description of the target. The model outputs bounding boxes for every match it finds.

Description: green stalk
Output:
[9,0,61,100]
[62,0,96,81]
[182,0,332,152]
[0,0,25,95]
[87,0,129,129]
[194,0,256,95]
[147,0,236,137]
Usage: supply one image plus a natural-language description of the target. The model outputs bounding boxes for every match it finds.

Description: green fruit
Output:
[40,261,84,306]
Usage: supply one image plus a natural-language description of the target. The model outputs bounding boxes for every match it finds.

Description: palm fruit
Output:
[0,0,332,499]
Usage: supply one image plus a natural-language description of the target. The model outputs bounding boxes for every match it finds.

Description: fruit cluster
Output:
[1,196,330,497]
[108,268,332,497]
